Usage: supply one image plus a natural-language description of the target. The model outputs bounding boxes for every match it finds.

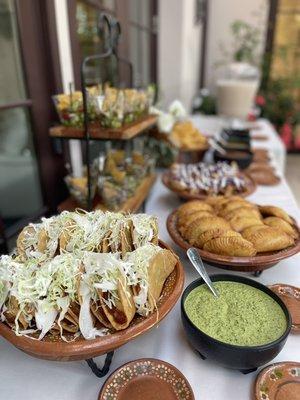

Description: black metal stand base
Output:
[86,351,114,378]
[253,270,263,277]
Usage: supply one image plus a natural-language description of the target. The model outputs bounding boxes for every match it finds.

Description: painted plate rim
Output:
[98,358,195,400]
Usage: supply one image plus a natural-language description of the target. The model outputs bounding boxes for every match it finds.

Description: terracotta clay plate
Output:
[167,210,300,272]
[269,284,300,333]
[98,358,195,400]
[247,169,281,186]
[162,171,256,201]
[0,240,184,362]
[254,362,300,400]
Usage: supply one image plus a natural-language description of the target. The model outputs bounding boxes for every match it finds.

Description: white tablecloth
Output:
[191,115,286,174]
[1,176,299,400]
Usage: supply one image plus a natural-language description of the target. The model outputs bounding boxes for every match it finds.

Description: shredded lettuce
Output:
[79,281,107,339]
[131,214,157,247]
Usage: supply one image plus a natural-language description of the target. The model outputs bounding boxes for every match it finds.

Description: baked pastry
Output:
[183,216,231,244]
[194,228,241,249]
[242,227,294,252]
[224,207,261,221]
[177,200,213,216]
[229,216,264,232]
[241,225,269,237]
[178,211,213,233]
[259,206,293,225]
[264,217,298,239]
[203,236,257,257]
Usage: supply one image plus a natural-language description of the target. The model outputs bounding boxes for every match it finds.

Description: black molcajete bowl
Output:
[213,149,253,169]
[221,131,250,144]
[181,274,291,374]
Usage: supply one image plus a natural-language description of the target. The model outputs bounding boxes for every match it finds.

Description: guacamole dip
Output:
[184,281,287,346]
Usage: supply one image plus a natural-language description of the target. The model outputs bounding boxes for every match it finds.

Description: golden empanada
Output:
[203,236,257,257]
[183,216,230,244]
[243,227,294,253]
[177,210,213,231]
[263,217,298,239]
[241,225,269,238]
[229,216,264,232]
[219,200,251,215]
[224,207,261,221]
[259,206,293,225]
[194,229,241,249]
[177,201,213,217]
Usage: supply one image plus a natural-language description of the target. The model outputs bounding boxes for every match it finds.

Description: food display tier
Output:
[57,174,157,213]
[49,115,157,140]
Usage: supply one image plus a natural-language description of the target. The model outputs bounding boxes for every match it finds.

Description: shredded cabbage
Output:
[131,214,157,248]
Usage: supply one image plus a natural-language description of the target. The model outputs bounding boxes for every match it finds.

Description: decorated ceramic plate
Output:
[254,362,300,400]
[0,240,184,362]
[269,284,300,333]
[98,358,195,400]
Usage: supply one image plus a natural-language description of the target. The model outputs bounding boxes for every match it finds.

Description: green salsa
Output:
[184,281,287,346]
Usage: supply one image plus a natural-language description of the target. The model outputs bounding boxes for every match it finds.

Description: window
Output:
[68,0,158,88]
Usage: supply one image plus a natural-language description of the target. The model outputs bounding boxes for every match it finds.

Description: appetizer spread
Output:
[0,211,178,341]
[176,197,298,257]
[165,162,247,196]
[184,281,287,346]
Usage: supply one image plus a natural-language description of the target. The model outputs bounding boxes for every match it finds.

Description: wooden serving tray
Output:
[58,174,156,213]
[167,210,300,272]
[49,115,157,140]
[162,171,257,201]
[0,240,184,362]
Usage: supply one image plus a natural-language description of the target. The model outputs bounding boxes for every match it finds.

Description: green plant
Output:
[230,20,261,64]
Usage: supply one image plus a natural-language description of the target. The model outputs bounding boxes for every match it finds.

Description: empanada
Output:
[241,225,269,238]
[224,207,261,221]
[243,227,294,252]
[194,228,241,249]
[229,216,264,232]
[263,217,298,239]
[203,236,257,257]
[259,206,293,225]
[177,201,213,217]
[178,211,213,233]
[219,200,251,215]
[183,216,230,244]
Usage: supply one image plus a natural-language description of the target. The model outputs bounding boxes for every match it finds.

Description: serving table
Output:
[1,176,299,397]
[191,115,287,174]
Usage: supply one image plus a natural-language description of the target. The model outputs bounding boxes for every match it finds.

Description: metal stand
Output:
[253,270,263,277]
[80,13,134,211]
[86,351,115,378]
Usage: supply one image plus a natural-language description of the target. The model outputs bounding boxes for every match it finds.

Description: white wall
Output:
[205,0,269,91]
[158,0,202,111]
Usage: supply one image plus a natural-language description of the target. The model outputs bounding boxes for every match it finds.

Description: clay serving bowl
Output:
[181,274,291,372]
[0,240,184,362]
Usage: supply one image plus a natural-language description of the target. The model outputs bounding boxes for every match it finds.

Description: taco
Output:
[125,244,177,316]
